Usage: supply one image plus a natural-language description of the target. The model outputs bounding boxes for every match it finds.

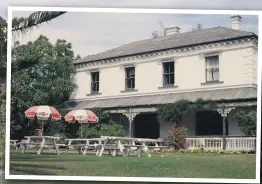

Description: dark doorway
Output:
[134,113,160,139]
[196,110,228,136]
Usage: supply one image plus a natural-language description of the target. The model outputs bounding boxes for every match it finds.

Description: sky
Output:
[12,11,258,58]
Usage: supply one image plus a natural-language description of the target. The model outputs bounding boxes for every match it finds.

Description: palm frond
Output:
[12,11,66,34]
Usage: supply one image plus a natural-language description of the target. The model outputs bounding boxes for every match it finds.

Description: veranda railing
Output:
[186,136,256,151]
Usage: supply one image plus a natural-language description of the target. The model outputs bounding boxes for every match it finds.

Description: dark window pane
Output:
[169,62,174,73]
[170,74,174,84]
[126,78,135,89]
[163,62,174,74]
[125,67,135,89]
[125,67,135,78]
[131,78,135,88]
[163,74,169,85]
[91,72,99,93]
[91,72,99,82]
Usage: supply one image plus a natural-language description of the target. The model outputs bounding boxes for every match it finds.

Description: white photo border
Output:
[5,6,262,183]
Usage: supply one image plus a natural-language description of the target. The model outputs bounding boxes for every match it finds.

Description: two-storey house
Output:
[66,15,258,150]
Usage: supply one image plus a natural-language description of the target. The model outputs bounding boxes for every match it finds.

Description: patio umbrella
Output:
[64,109,98,138]
[25,105,62,136]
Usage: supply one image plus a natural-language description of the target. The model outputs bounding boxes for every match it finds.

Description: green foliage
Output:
[157,100,192,124]
[0,16,7,169]
[234,107,256,136]
[78,123,125,138]
[99,123,125,137]
[75,110,125,138]
[156,98,213,126]
[0,17,7,82]
[12,12,66,34]
[11,35,76,139]
[92,108,112,124]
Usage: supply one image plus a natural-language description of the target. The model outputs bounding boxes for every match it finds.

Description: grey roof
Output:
[66,87,257,109]
[75,26,256,64]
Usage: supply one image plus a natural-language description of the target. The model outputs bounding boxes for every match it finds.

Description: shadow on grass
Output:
[10,163,64,175]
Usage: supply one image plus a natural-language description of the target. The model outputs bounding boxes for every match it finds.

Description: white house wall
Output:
[227,109,245,136]
[72,41,257,100]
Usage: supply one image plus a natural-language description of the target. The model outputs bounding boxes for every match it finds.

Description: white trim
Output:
[6,6,261,184]
[75,40,255,72]
[71,84,256,101]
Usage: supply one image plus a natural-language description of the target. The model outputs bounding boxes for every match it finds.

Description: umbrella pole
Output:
[41,120,44,136]
[81,124,83,138]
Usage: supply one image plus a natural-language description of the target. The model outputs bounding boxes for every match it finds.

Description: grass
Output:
[8,150,256,179]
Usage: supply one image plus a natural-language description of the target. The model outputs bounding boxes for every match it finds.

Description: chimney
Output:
[231,15,242,30]
[166,25,180,35]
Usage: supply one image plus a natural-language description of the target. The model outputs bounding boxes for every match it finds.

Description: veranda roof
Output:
[65,87,257,110]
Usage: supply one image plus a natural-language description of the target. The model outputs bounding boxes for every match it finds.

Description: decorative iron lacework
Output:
[106,101,257,114]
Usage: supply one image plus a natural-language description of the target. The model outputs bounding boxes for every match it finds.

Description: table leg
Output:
[53,139,60,155]
[117,140,126,157]
[21,138,30,154]
[99,139,108,157]
[65,140,72,154]
[83,141,89,155]
[143,143,151,157]
[37,138,46,155]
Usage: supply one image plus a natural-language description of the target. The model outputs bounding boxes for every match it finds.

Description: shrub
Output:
[168,124,188,149]
[79,123,125,138]
[190,148,201,153]
[204,148,212,153]
[240,150,248,154]
[167,147,175,153]
[211,149,219,154]
[179,148,186,153]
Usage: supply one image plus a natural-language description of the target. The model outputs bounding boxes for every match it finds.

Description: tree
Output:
[75,54,81,60]
[0,16,7,173]
[11,35,76,139]
[152,21,166,38]
[0,17,7,84]
[191,24,203,31]
[12,12,66,34]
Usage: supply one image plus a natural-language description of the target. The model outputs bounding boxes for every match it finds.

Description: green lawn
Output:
[9,151,256,179]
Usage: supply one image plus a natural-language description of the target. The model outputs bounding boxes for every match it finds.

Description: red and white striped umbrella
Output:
[65,109,98,123]
[25,105,62,121]
[65,109,98,138]
[25,105,61,136]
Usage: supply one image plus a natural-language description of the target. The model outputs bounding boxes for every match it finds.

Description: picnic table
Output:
[10,140,18,150]
[99,136,167,157]
[65,138,106,155]
[21,136,60,155]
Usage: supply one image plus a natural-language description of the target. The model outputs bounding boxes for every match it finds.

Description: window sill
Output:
[200,81,224,85]
[120,89,138,93]
[86,92,102,96]
[158,85,178,89]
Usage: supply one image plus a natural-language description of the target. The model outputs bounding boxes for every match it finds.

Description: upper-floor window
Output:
[125,67,135,89]
[163,61,175,86]
[205,55,219,82]
[91,71,99,93]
